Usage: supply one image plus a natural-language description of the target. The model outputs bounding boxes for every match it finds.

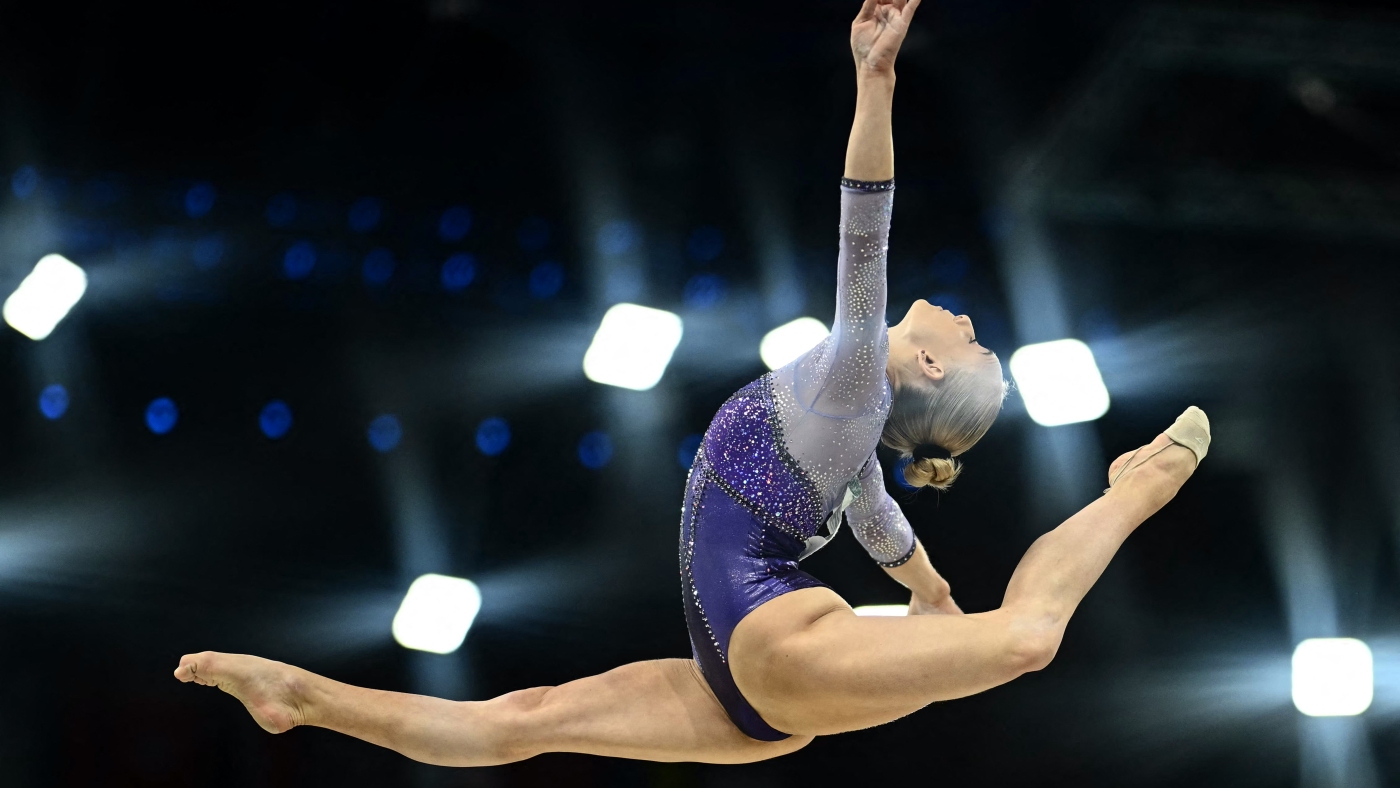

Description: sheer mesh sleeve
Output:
[789,183,894,418]
[846,456,916,567]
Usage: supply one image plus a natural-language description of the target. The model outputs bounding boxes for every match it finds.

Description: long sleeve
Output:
[846,456,916,567]
[790,182,894,418]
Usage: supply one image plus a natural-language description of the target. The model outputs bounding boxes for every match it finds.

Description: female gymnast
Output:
[175,0,1211,766]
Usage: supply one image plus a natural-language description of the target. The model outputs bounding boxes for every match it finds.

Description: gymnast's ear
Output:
[917,350,946,382]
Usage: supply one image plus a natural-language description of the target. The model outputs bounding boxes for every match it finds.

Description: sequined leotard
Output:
[680,179,914,741]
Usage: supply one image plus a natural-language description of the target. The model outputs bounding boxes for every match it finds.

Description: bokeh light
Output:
[683,273,727,310]
[192,234,225,270]
[11,166,38,199]
[283,241,317,280]
[259,401,294,440]
[677,433,702,470]
[368,414,403,453]
[578,431,614,469]
[441,253,477,292]
[145,397,179,435]
[184,182,217,219]
[38,384,70,420]
[475,417,511,456]
[528,262,564,299]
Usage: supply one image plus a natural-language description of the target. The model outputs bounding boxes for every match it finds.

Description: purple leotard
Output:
[680,179,915,741]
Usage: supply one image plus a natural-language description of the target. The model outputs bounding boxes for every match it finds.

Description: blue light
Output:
[528,262,564,299]
[475,417,511,456]
[578,431,614,470]
[518,217,550,251]
[349,197,382,233]
[259,400,293,439]
[193,234,225,270]
[677,433,702,470]
[439,206,473,242]
[931,248,970,284]
[927,292,964,316]
[683,273,727,310]
[283,241,317,280]
[38,385,70,420]
[363,248,396,286]
[892,456,918,491]
[368,414,402,453]
[687,226,724,262]
[146,397,179,435]
[597,220,637,256]
[266,193,297,227]
[441,253,476,292]
[185,182,217,218]
[11,166,38,199]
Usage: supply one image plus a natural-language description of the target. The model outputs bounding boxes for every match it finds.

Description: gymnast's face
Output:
[887,299,998,384]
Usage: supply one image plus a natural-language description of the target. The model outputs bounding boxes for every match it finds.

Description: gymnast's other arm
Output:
[886,542,963,615]
[845,458,963,616]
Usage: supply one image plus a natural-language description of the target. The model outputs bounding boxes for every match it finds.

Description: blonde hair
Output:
[881,362,1008,491]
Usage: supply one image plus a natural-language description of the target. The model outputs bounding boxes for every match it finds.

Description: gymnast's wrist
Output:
[855,68,896,92]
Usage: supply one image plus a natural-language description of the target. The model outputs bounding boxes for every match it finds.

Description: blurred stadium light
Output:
[145,397,179,435]
[1294,638,1374,717]
[475,417,511,456]
[38,384,70,420]
[1009,339,1110,427]
[582,303,683,391]
[3,255,88,341]
[368,414,403,453]
[259,401,294,440]
[760,317,829,370]
[391,574,482,655]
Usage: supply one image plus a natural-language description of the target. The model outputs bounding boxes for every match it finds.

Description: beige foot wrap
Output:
[1163,406,1211,466]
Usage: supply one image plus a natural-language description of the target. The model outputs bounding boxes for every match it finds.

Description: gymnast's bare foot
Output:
[175,651,309,734]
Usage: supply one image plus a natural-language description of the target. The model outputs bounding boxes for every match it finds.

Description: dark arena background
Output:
[2,0,1400,785]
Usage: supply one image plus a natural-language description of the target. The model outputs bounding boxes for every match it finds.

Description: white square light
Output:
[391,574,482,655]
[582,303,684,391]
[1292,638,1373,716]
[1008,338,1110,427]
[760,317,830,370]
[853,604,907,617]
[3,254,88,341]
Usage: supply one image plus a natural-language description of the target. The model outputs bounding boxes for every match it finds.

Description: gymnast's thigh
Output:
[728,587,1032,736]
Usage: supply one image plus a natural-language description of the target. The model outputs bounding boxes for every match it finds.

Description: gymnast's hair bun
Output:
[903,456,962,492]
